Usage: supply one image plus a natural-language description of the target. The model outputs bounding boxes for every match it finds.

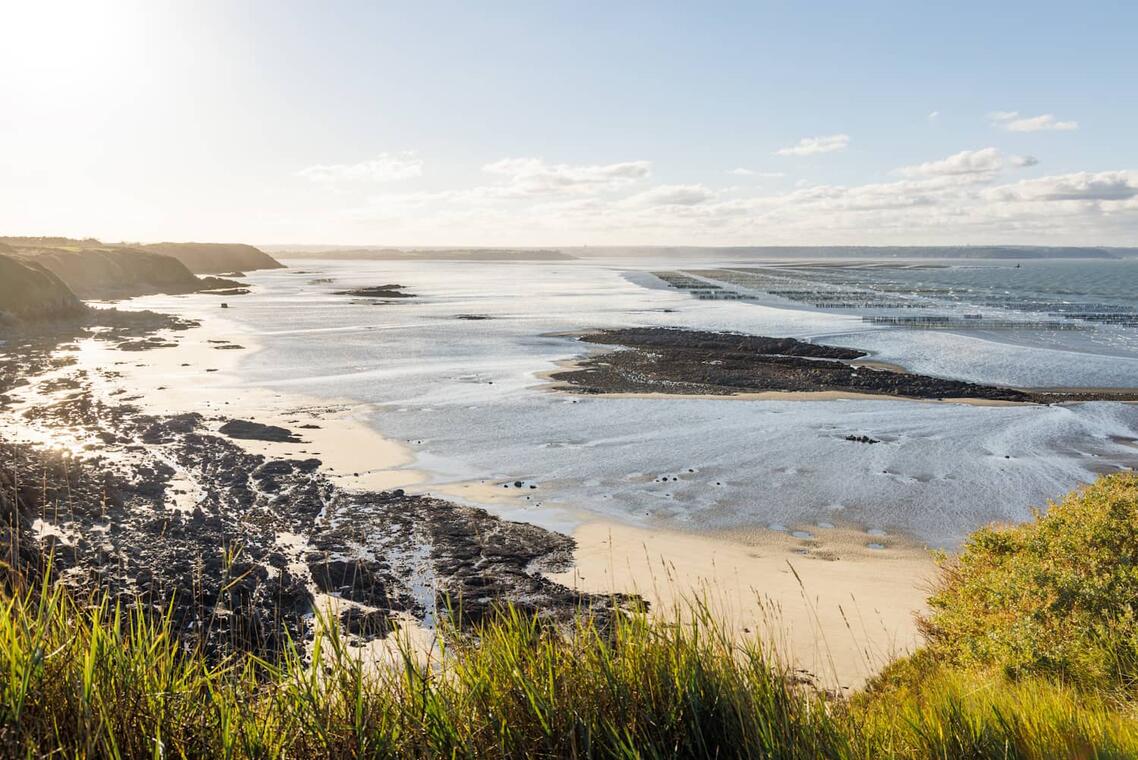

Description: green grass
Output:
[4,583,1138,758]
[4,474,1138,758]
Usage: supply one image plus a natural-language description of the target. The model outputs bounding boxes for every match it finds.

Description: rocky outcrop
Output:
[141,242,284,274]
[335,284,414,299]
[552,327,1138,403]
[219,419,303,442]
[0,254,86,322]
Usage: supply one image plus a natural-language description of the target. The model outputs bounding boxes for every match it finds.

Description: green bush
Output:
[920,472,1138,688]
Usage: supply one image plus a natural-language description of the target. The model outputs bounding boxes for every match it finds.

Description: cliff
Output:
[23,247,230,299]
[0,238,244,300]
[0,254,87,322]
[141,242,284,274]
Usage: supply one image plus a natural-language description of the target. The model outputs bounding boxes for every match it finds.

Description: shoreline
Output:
[1,300,621,658]
[18,287,1129,684]
[90,302,938,684]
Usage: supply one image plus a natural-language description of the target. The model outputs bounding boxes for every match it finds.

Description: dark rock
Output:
[548,327,1130,404]
[844,435,881,444]
[335,284,413,299]
[341,607,394,641]
[219,419,302,443]
[307,557,397,606]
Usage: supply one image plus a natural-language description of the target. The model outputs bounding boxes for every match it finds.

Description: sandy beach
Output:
[549,520,934,689]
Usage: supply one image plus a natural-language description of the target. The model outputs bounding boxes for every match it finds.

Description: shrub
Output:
[919,472,1138,688]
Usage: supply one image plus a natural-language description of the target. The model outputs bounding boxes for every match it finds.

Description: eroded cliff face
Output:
[0,254,87,322]
[0,238,245,300]
[141,242,284,274]
[26,247,211,298]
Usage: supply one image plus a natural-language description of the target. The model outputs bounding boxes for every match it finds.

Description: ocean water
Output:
[129,258,1138,547]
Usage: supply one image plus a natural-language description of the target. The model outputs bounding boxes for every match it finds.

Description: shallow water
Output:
[127,258,1138,547]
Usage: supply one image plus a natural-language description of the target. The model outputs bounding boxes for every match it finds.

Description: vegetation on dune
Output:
[3,473,1138,757]
[0,586,845,758]
[855,666,1138,759]
[919,472,1138,688]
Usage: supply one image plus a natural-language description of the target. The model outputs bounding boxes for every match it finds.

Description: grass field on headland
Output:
[3,474,1138,758]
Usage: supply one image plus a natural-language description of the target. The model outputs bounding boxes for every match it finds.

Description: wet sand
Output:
[2,305,623,659]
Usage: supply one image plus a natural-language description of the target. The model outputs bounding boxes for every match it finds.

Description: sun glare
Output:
[1,1,143,90]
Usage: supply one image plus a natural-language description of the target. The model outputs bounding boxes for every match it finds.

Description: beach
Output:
[549,520,933,689]
[0,288,938,685]
[4,255,1137,682]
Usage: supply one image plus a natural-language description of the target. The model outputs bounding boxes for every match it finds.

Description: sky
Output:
[2,1,1137,247]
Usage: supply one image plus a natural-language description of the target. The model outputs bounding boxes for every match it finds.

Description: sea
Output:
[126,256,1138,548]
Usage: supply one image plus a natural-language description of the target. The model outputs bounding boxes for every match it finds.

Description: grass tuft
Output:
[5,474,1138,757]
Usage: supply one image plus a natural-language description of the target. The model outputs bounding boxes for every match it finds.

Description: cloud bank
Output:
[323,148,1138,245]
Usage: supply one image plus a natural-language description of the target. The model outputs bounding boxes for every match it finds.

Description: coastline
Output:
[14,266,1132,691]
[79,301,938,684]
[3,298,625,657]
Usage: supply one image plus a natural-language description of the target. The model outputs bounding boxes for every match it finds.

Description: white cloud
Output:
[895,148,1037,178]
[334,151,1138,246]
[927,110,940,120]
[297,152,423,183]
[728,168,785,178]
[774,134,850,157]
[985,171,1138,202]
[625,184,716,207]
[990,111,1079,132]
[480,157,650,197]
